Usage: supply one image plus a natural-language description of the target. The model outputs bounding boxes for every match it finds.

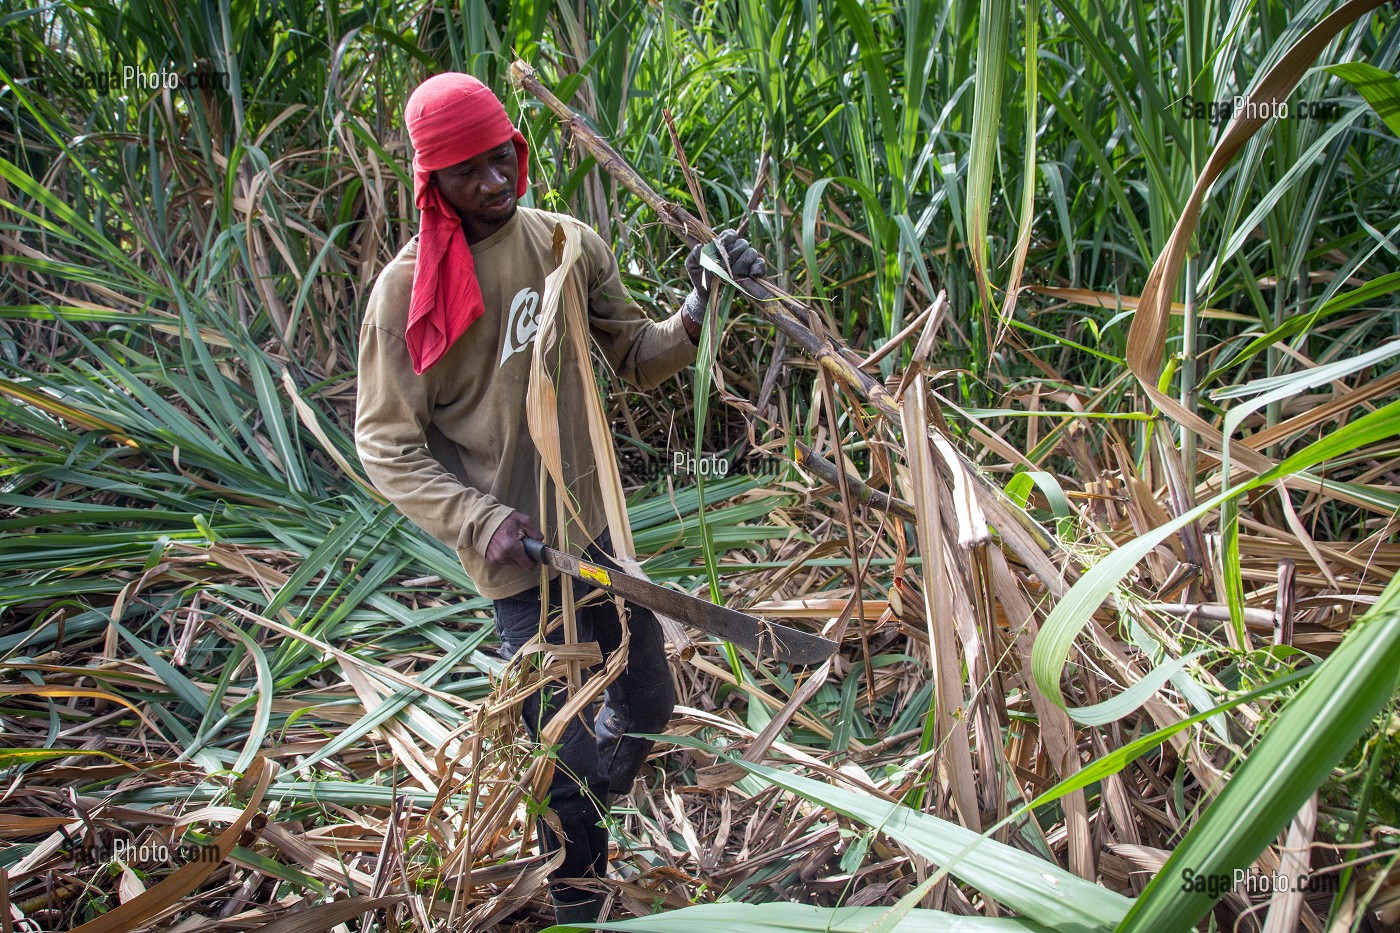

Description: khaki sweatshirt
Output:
[354,207,697,599]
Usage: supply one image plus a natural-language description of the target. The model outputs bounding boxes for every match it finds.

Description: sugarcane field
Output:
[3,1,1400,931]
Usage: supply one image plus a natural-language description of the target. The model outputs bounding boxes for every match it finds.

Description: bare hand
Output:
[485,511,544,569]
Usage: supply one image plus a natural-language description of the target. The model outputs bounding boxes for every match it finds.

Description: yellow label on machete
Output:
[579,562,611,587]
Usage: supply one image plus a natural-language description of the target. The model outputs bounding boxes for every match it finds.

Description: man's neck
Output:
[459,205,519,244]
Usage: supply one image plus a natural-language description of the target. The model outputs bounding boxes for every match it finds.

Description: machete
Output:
[521,537,838,664]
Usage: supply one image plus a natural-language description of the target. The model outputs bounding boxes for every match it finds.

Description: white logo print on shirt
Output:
[499,286,542,367]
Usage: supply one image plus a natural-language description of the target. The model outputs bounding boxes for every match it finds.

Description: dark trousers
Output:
[492,536,676,902]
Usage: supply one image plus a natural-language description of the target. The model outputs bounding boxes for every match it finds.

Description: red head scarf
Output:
[404,73,529,374]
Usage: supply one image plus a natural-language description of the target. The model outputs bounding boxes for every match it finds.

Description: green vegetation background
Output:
[2,0,1399,930]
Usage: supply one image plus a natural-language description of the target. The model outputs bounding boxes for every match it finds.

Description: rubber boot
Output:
[552,891,603,926]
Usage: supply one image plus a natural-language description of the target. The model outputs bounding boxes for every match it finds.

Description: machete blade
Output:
[522,538,837,665]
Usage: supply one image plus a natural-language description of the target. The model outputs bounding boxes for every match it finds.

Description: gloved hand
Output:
[485,510,544,569]
[681,228,766,329]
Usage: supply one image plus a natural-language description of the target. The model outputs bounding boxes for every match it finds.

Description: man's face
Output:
[432,140,519,243]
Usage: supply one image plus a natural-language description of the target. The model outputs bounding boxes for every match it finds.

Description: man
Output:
[353,72,763,924]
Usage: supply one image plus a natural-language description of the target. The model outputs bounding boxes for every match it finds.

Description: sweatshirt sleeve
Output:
[578,226,697,390]
[354,316,514,558]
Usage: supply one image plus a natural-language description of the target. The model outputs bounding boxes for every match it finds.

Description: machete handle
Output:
[521,536,546,564]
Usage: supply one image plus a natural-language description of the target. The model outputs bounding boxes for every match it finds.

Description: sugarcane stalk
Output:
[509,61,893,412]
[508,59,1067,594]
[794,441,917,522]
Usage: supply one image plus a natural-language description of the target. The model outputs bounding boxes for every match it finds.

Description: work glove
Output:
[485,510,544,569]
[681,228,766,329]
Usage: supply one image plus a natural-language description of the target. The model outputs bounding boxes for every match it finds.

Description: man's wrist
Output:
[681,289,706,325]
[681,290,705,343]
[472,504,516,558]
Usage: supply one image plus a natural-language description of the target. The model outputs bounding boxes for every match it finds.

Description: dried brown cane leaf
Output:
[244,895,407,933]
[67,758,276,933]
[1126,0,1389,472]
